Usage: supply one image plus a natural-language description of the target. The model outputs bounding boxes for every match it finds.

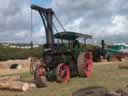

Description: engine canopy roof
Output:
[54,31,92,40]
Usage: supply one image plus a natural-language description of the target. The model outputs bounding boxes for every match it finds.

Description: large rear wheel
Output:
[34,64,48,88]
[77,52,93,77]
[56,63,70,83]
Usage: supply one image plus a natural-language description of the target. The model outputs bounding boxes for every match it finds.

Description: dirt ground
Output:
[0,59,126,76]
[0,62,128,96]
[0,59,30,75]
[0,59,128,96]
[94,61,125,65]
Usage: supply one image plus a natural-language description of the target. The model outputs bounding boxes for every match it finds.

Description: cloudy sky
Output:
[0,0,128,44]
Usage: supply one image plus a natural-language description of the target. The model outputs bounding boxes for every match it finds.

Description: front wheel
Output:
[34,64,48,88]
[56,63,70,83]
[106,54,112,61]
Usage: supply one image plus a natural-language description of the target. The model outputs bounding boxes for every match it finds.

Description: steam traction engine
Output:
[31,5,93,87]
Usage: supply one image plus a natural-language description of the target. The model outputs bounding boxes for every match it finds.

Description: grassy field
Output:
[0,63,128,96]
[0,46,43,61]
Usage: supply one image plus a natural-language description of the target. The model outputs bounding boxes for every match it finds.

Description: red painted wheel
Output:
[77,52,93,77]
[34,64,48,87]
[56,63,70,83]
[37,65,45,77]
[85,52,93,77]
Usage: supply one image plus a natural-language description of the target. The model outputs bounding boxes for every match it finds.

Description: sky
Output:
[0,0,128,44]
[32,0,52,7]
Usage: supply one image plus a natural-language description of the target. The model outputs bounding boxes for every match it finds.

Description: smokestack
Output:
[101,40,105,50]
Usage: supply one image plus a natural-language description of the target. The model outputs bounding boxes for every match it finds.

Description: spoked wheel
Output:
[30,57,39,74]
[34,64,48,88]
[77,52,93,77]
[30,63,37,74]
[106,54,112,61]
[56,63,70,83]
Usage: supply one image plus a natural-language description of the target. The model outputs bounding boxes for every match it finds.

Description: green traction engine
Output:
[31,5,93,87]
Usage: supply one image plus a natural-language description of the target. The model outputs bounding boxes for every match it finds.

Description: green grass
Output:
[0,72,33,78]
[0,63,128,96]
[0,46,43,61]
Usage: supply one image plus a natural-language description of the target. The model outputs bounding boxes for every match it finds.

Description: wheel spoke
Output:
[56,64,70,83]
[34,65,48,88]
